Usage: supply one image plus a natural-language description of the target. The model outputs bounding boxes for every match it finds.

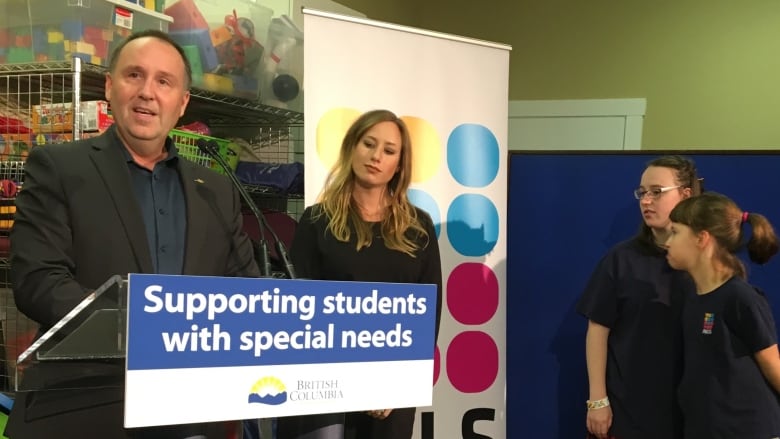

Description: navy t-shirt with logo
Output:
[679,276,780,438]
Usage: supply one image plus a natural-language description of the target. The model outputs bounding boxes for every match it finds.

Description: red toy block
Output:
[83,26,105,45]
[14,34,32,48]
[165,0,209,31]
[93,39,109,58]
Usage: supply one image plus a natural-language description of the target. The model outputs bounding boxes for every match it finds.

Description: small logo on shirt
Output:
[702,312,715,334]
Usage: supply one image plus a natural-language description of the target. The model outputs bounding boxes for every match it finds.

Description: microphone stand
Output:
[196,139,296,279]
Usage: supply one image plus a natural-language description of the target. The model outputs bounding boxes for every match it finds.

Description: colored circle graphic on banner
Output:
[315,107,361,169]
[447,263,499,325]
[447,124,500,188]
[434,345,441,385]
[402,116,441,183]
[446,194,499,257]
[446,331,499,393]
[408,188,441,238]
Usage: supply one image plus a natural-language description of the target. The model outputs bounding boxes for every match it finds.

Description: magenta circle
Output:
[447,263,499,325]
[446,331,499,393]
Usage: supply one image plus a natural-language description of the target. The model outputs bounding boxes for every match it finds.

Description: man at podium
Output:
[5,30,260,438]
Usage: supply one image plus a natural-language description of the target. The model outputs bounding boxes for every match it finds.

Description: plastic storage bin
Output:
[163,0,302,108]
[0,0,172,66]
[125,0,167,14]
[165,0,272,99]
[258,14,302,112]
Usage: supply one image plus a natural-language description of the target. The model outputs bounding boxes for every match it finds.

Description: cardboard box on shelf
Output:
[31,100,113,133]
[32,131,100,146]
[0,133,32,160]
[0,132,101,161]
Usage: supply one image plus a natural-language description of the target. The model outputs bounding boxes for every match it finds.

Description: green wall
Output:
[335,0,780,149]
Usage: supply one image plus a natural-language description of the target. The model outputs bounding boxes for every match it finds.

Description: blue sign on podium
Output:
[124,273,438,428]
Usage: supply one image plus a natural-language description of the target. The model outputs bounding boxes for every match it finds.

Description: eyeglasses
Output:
[633,185,683,200]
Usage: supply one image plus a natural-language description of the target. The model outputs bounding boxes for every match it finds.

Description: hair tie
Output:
[742,211,749,223]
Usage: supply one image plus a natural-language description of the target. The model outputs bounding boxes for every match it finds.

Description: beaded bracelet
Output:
[586,397,610,410]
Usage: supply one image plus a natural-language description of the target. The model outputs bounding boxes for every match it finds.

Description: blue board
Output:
[507,151,780,438]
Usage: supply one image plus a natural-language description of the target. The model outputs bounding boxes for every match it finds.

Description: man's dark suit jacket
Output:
[6,127,260,438]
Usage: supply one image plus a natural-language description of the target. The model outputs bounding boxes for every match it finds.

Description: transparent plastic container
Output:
[164,0,277,100]
[0,0,172,66]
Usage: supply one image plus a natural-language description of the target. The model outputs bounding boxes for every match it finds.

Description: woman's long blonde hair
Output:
[314,109,430,256]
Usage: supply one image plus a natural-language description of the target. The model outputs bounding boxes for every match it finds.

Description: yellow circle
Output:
[316,108,361,171]
[401,116,441,183]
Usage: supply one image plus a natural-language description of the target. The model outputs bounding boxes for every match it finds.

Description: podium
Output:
[15,273,437,428]
[15,275,127,392]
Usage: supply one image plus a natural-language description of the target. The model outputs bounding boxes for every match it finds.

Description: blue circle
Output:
[408,189,441,238]
[447,194,499,256]
[447,124,500,188]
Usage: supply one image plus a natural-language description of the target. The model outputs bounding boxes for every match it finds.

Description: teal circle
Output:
[446,194,498,257]
[447,124,500,188]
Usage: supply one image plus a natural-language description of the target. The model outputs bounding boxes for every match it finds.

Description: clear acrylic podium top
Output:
[15,275,128,391]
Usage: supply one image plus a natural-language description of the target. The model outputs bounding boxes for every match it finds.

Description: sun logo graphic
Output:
[248,376,288,405]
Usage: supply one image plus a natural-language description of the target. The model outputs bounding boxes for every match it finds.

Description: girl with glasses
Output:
[577,155,702,439]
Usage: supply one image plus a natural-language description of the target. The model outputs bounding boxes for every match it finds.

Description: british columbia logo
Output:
[248,376,288,405]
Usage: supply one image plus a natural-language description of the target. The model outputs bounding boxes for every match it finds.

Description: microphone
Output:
[195,139,272,277]
[196,139,296,279]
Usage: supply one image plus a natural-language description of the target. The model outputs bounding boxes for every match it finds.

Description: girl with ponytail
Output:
[666,191,780,438]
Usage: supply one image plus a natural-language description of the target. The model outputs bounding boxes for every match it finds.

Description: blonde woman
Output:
[276,109,442,439]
